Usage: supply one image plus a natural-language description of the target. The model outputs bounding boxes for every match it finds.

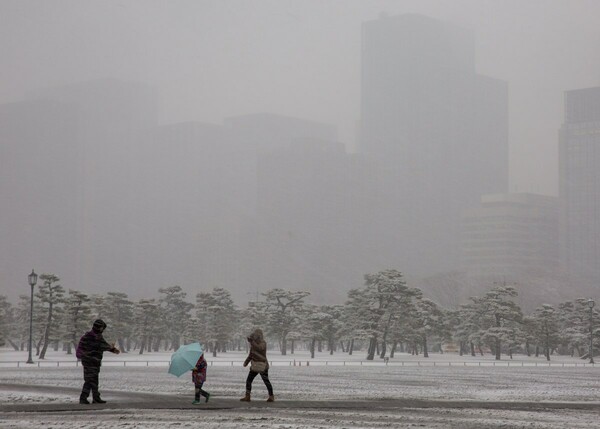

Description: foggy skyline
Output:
[2,0,600,196]
[2,1,600,305]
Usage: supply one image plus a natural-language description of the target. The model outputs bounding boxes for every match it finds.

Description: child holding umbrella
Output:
[192,353,210,404]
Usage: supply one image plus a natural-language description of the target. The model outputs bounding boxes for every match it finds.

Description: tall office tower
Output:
[225,114,343,301]
[460,193,559,280]
[30,79,159,292]
[0,99,83,301]
[129,121,256,298]
[225,113,337,154]
[253,138,351,302]
[559,87,600,285]
[360,14,508,276]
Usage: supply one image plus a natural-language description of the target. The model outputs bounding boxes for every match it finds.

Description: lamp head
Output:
[28,269,37,287]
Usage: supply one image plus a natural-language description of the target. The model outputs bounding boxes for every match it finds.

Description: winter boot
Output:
[267,395,275,402]
[205,392,211,403]
[79,396,90,405]
[239,392,251,402]
[92,395,106,404]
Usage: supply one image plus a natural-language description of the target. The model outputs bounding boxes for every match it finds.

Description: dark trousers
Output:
[81,366,101,399]
[246,369,273,396]
[194,383,209,400]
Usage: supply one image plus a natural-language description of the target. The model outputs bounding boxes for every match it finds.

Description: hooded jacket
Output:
[243,328,269,370]
[76,320,116,367]
[192,354,207,385]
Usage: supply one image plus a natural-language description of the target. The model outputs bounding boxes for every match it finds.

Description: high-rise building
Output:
[559,86,600,284]
[360,14,508,276]
[43,79,158,294]
[129,121,255,298]
[0,99,83,300]
[226,113,347,301]
[460,193,559,280]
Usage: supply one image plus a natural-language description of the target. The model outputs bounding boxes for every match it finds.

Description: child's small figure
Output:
[192,354,210,404]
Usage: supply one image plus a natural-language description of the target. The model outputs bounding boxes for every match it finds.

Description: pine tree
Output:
[158,286,192,351]
[36,274,65,359]
[532,304,561,361]
[475,286,523,360]
[103,292,134,352]
[262,288,310,355]
[62,289,92,354]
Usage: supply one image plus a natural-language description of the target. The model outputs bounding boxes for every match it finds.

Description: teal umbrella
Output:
[168,342,204,377]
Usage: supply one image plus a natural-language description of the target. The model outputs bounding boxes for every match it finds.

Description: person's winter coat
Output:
[192,355,207,385]
[243,328,269,372]
[76,320,117,367]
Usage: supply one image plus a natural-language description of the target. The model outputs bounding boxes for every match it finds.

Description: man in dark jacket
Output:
[76,319,120,404]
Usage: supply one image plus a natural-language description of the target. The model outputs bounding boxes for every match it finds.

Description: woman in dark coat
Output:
[240,328,274,402]
[76,319,120,404]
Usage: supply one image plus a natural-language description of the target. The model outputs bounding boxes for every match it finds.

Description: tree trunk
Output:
[8,339,19,351]
[525,340,531,357]
[379,340,387,359]
[366,337,377,360]
[340,341,346,353]
[535,345,539,357]
[139,337,146,355]
[494,315,501,360]
[39,302,54,359]
[317,340,322,353]
[310,338,316,359]
[348,339,354,356]
[171,336,180,352]
[390,341,397,358]
[281,336,287,355]
[423,336,429,358]
[36,336,43,356]
[470,341,476,357]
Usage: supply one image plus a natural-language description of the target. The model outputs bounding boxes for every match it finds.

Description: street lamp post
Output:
[589,299,595,364]
[26,269,37,364]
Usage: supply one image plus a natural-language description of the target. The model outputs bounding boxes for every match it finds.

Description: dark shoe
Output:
[192,399,201,405]
[79,398,90,404]
[239,393,251,402]
[205,393,210,403]
[267,395,275,402]
[92,398,106,404]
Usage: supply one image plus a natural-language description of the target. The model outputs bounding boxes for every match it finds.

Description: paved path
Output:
[2,383,600,414]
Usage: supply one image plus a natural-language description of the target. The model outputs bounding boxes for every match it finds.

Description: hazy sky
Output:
[1,0,600,196]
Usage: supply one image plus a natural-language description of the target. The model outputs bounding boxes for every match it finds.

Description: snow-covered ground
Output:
[2,348,600,428]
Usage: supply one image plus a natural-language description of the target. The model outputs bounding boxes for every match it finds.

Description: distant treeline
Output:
[0,270,597,361]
